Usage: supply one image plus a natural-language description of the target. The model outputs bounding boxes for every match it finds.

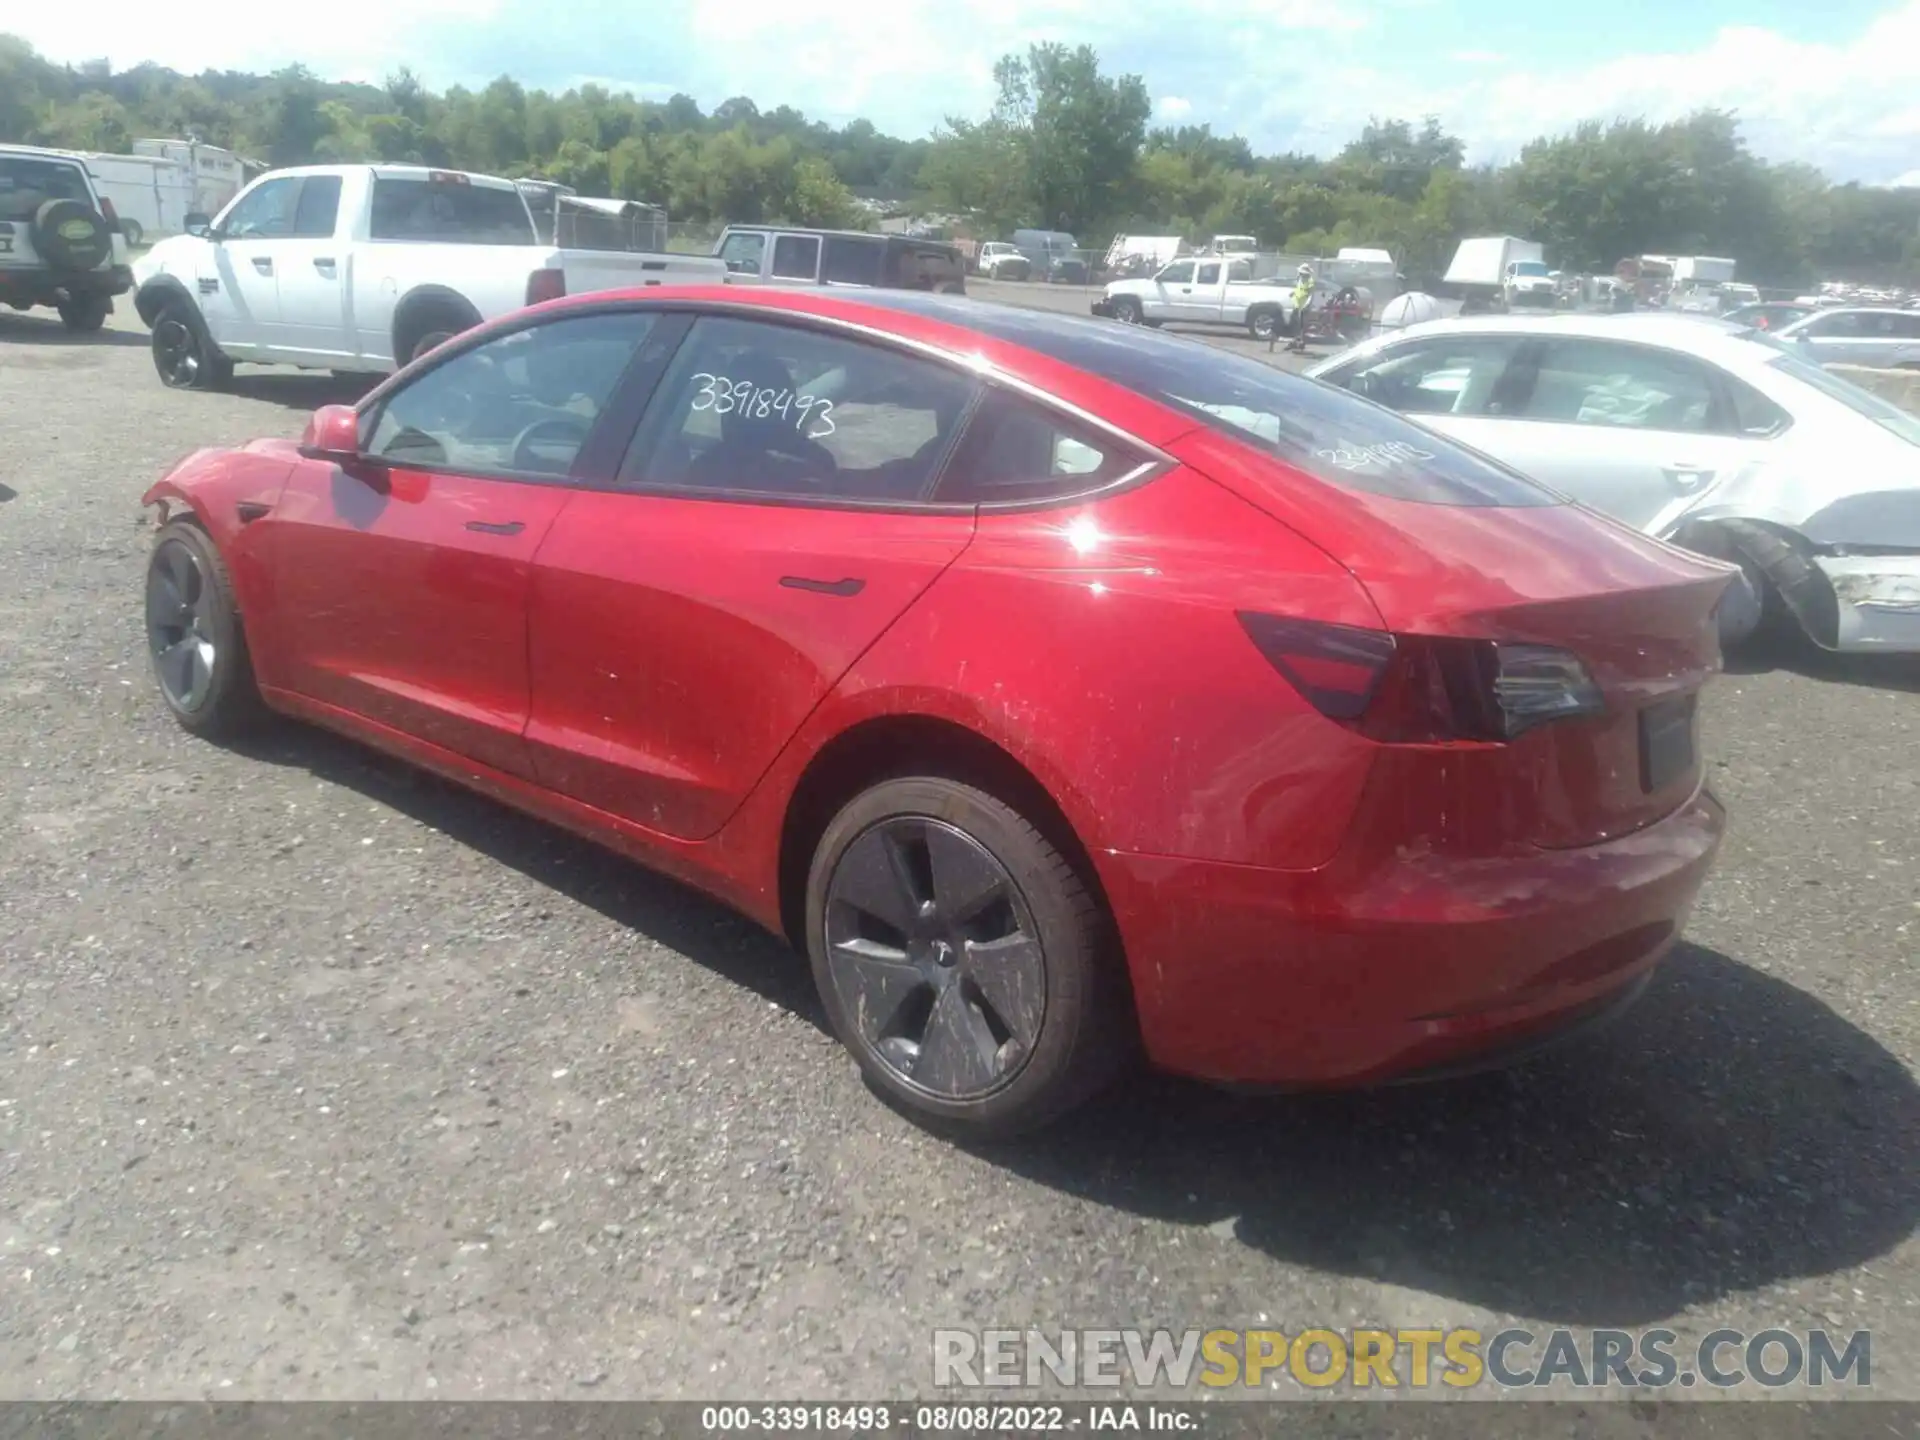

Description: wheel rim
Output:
[1117,303,1139,324]
[154,317,199,386]
[824,817,1046,1101]
[146,540,217,710]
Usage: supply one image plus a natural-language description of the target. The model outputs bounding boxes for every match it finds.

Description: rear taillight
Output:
[1238,613,1604,743]
[526,267,566,305]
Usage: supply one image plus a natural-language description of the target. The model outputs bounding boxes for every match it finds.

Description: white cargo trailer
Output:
[74,152,194,246]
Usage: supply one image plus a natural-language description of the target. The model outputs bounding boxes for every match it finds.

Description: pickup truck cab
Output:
[131,164,725,388]
[1503,259,1557,308]
[1093,256,1298,340]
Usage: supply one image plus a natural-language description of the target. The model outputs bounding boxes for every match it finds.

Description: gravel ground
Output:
[1,294,1917,1410]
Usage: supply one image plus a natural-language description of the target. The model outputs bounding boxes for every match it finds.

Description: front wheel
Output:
[145,520,269,737]
[151,302,232,390]
[805,777,1128,1138]
[1111,296,1143,325]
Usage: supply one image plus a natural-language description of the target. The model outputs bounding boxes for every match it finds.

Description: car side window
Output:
[718,231,766,276]
[362,312,657,478]
[936,388,1152,505]
[821,236,884,286]
[1334,337,1526,417]
[1724,374,1790,436]
[771,234,820,281]
[1804,312,1859,339]
[1518,339,1718,433]
[1195,262,1221,285]
[290,176,341,239]
[220,177,301,239]
[1159,261,1195,285]
[616,316,977,504]
[1893,314,1920,338]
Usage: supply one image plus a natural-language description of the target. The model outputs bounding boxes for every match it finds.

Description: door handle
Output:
[780,575,865,597]
[1662,465,1712,490]
[465,520,525,536]
[314,257,336,272]
[251,256,273,275]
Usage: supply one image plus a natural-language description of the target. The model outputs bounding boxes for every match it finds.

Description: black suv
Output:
[714,226,967,294]
[0,145,133,331]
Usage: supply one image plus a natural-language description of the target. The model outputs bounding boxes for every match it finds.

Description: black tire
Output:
[57,295,111,332]
[145,520,270,738]
[805,776,1128,1138]
[31,197,114,271]
[121,218,144,248]
[1110,296,1143,325]
[150,299,233,390]
[1248,307,1281,341]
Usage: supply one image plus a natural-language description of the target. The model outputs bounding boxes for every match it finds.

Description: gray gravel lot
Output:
[1,293,1918,1409]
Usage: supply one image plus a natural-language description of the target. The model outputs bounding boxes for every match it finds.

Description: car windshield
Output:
[847,293,1558,506]
[1512,261,1550,277]
[1764,347,1920,447]
[0,154,92,222]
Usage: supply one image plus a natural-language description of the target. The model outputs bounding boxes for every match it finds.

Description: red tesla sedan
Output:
[142,285,1729,1135]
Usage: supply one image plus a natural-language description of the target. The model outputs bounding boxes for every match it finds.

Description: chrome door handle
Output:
[314,257,336,272]
[251,256,273,275]
[1662,465,1712,490]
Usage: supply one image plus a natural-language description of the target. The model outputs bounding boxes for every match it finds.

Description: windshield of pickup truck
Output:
[1512,261,1550,277]
[369,177,535,245]
[0,154,91,222]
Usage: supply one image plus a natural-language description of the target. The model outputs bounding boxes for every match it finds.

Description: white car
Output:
[1770,306,1920,370]
[131,163,725,385]
[1309,312,1920,652]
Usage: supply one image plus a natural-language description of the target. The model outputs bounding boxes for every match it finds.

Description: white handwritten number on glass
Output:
[689,372,837,438]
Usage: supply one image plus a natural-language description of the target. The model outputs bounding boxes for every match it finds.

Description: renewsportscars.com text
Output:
[932,1327,1871,1391]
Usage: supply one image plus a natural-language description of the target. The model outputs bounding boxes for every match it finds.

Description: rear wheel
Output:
[145,520,268,737]
[1248,307,1281,341]
[805,777,1127,1138]
[57,295,111,332]
[121,219,144,248]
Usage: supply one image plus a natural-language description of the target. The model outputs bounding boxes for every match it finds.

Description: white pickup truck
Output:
[130,163,726,388]
[1092,256,1299,340]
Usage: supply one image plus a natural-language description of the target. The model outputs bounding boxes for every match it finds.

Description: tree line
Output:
[5,33,1917,286]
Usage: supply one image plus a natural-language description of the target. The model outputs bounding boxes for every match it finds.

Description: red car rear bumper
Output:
[1100,788,1725,1086]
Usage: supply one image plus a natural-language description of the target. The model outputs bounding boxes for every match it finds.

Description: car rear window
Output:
[368,177,534,245]
[0,155,92,222]
[1765,348,1920,448]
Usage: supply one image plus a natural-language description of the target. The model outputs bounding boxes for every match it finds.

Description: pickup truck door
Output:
[1182,261,1226,322]
[200,174,304,355]
[266,174,354,360]
[1149,260,1195,321]
[716,230,770,283]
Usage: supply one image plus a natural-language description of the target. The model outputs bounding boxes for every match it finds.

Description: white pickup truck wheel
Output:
[1110,296,1143,325]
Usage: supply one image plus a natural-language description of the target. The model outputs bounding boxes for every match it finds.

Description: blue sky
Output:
[15,0,1920,184]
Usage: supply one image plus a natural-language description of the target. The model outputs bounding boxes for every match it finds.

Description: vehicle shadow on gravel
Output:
[224,724,829,1029]
[0,315,148,347]
[1725,631,1920,694]
[977,945,1919,1327]
[225,372,379,410]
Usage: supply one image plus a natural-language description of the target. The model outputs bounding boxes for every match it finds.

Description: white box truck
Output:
[1444,235,1549,310]
[75,151,195,246]
[132,138,246,218]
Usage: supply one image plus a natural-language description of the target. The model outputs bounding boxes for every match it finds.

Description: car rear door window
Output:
[616,315,976,503]
[363,312,657,477]
[1517,339,1719,433]
[1328,336,1526,417]
[291,176,342,239]
[771,234,820,281]
[936,388,1153,505]
[822,236,884,286]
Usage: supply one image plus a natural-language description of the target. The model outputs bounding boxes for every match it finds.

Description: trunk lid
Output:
[1177,428,1733,849]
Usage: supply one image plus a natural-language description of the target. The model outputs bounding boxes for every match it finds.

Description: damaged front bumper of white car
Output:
[1815,553,1920,649]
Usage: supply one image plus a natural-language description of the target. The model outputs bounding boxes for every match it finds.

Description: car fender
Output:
[391,284,484,357]
[132,270,199,329]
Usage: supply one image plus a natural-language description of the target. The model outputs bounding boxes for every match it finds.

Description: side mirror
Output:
[184,213,214,239]
[299,403,366,464]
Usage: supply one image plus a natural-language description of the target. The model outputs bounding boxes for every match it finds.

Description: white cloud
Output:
[9,0,1920,182]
